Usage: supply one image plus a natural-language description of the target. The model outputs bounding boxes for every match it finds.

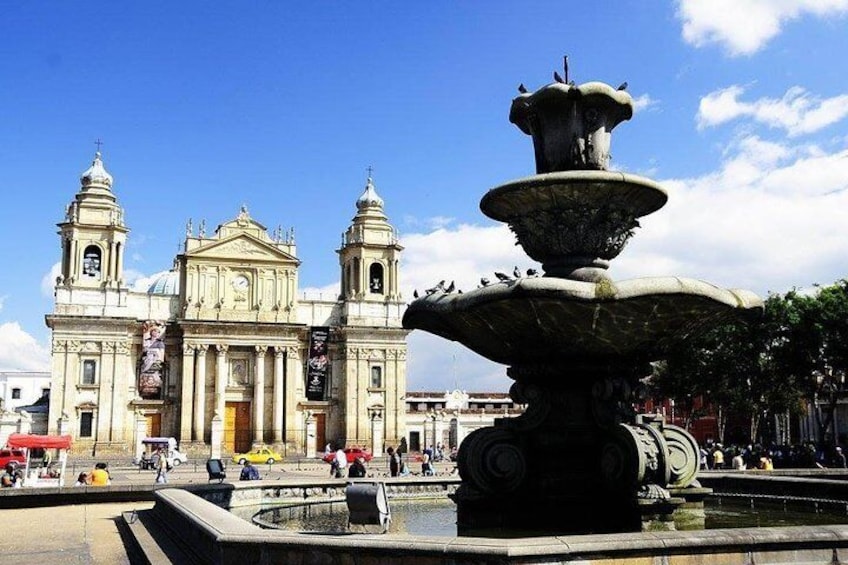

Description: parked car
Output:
[322,447,373,464]
[232,447,282,465]
[0,448,27,469]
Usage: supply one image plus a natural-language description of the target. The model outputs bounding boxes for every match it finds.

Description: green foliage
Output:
[648,279,848,444]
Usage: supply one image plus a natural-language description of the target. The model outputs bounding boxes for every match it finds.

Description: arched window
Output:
[369,263,384,294]
[82,245,102,278]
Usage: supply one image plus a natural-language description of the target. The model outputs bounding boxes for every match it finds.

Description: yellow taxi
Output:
[232,446,283,465]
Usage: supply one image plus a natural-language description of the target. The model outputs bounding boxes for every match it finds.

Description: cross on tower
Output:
[366,165,373,180]
[94,138,103,153]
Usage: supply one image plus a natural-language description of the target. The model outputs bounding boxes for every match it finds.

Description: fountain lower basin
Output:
[138,477,848,564]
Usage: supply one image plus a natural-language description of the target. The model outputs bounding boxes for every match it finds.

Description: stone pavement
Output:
[0,459,334,564]
[0,501,154,564]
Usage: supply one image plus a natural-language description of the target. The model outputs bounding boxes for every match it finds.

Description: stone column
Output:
[98,342,115,442]
[179,344,195,443]
[370,410,384,457]
[64,341,82,435]
[273,347,285,444]
[115,341,133,443]
[58,412,70,436]
[253,346,267,445]
[193,344,208,443]
[304,411,317,458]
[284,346,301,446]
[215,344,228,423]
[116,241,124,283]
[210,411,223,460]
[134,412,147,462]
[48,340,67,436]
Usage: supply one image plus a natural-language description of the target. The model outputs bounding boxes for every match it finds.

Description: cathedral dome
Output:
[80,151,113,188]
[356,176,384,210]
[147,270,180,295]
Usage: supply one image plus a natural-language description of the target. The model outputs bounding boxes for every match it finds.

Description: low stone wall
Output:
[147,478,848,564]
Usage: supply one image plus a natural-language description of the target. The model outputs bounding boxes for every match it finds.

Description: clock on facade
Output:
[232,275,249,291]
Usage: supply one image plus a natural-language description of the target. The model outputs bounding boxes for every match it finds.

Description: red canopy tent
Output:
[6,433,72,450]
[5,434,72,487]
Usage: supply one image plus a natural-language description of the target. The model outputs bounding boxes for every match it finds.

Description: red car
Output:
[0,448,27,469]
[322,447,373,464]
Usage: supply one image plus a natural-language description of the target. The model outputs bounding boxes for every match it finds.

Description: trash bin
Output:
[345,482,391,532]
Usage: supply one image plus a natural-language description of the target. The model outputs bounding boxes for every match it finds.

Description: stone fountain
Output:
[402,66,764,534]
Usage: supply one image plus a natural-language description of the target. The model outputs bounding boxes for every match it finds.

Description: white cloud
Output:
[0,322,50,372]
[41,262,61,297]
[698,85,848,136]
[127,269,168,292]
[633,94,658,113]
[400,223,536,300]
[677,0,848,56]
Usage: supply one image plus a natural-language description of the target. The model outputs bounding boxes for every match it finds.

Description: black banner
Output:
[138,320,166,399]
[306,327,330,401]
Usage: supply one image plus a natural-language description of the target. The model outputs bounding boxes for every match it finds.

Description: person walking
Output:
[334,444,348,478]
[155,448,169,484]
[387,446,400,477]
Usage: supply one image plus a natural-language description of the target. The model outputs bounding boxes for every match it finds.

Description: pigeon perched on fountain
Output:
[479,277,490,287]
[513,266,522,278]
[526,268,539,277]
[413,289,419,298]
[425,280,446,295]
[494,272,511,282]
[445,281,456,293]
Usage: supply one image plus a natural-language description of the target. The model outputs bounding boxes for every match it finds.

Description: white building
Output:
[402,390,525,452]
[0,372,51,413]
[46,152,408,457]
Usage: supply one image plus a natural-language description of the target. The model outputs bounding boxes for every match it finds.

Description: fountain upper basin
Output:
[403,276,763,367]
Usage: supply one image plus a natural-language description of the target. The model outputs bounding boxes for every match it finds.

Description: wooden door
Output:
[315,413,326,453]
[225,402,252,453]
[145,413,161,438]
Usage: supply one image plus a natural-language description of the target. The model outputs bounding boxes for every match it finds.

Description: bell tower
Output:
[338,172,403,302]
[57,149,128,289]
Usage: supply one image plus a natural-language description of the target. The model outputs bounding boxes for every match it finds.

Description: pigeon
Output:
[480,277,490,287]
[425,280,446,295]
[413,289,419,298]
[617,82,628,91]
[518,83,528,94]
[553,71,566,84]
[445,280,455,293]
[526,268,539,277]
[494,271,511,282]
[513,266,522,278]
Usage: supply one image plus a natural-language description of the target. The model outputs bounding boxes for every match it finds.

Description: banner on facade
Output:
[138,320,166,399]
[306,326,330,401]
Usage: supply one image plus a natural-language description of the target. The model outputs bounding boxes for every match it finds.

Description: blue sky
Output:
[2,2,847,392]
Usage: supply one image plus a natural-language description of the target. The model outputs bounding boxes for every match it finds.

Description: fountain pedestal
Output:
[451,363,698,534]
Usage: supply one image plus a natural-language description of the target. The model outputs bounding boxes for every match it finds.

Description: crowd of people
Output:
[700,442,848,471]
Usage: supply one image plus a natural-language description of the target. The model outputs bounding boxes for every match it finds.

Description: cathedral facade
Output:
[46,152,408,457]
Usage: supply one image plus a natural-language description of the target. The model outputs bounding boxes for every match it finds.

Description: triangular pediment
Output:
[187,233,299,264]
